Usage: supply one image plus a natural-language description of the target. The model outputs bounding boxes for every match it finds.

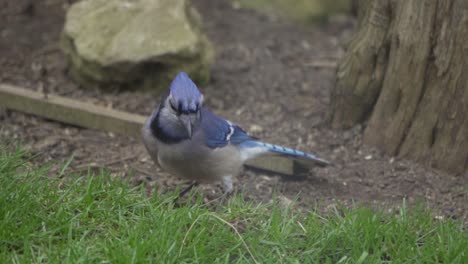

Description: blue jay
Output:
[142,72,329,194]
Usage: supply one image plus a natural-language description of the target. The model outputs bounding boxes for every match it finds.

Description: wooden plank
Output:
[0,83,296,175]
[0,83,146,139]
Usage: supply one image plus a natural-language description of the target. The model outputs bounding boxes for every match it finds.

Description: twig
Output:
[103,154,137,166]
[129,165,154,176]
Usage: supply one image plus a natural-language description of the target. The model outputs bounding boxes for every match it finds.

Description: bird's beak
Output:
[180,115,193,138]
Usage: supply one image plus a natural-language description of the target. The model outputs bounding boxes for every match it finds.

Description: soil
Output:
[1,0,466,223]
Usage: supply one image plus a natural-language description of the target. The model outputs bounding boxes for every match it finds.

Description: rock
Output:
[61,0,214,91]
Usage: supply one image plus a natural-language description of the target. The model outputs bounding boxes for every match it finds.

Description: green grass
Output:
[0,146,466,263]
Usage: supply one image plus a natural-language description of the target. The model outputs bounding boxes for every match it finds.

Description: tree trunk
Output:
[330,0,468,174]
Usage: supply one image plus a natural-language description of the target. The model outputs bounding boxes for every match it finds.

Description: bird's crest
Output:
[168,72,203,113]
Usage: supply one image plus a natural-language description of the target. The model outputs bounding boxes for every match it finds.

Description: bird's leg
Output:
[222,175,233,194]
[179,181,199,197]
[208,176,233,204]
[174,181,199,203]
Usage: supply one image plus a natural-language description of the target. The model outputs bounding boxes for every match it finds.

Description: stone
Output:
[61,0,214,91]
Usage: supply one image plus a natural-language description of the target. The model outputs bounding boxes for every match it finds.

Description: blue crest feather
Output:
[169,72,203,113]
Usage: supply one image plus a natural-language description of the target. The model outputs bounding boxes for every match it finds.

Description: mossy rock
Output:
[61,0,214,92]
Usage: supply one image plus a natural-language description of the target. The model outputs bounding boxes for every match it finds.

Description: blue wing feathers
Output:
[201,108,254,148]
[230,125,256,145]
[200,108,329,166]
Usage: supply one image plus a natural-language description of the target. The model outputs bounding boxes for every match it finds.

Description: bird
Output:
[142,72,329,194]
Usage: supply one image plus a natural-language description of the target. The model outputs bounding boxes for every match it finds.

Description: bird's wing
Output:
[200,108,254,149]
[199,108,330,167]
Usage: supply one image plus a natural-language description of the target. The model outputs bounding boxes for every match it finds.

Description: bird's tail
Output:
[239,141,330,167]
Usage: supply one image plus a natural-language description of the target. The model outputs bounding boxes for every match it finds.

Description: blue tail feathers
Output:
[240,140,330,167]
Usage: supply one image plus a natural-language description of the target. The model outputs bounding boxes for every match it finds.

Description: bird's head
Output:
[159,72,203,138]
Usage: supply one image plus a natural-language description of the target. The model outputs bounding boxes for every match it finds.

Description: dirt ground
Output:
[1,0,466,223]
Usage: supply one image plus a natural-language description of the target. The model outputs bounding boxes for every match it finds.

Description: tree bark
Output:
[330,0,468,174]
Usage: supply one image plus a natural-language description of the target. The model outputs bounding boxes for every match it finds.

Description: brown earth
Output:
[0,0,466,223]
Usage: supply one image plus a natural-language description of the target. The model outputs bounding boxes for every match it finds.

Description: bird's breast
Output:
[156,140,243,183]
